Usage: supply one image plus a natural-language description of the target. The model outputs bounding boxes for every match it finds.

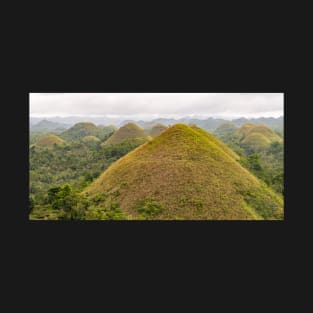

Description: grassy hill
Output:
[83,124,283,220]
[237,124,282,153]
[60,122,108,141]
[33,134,65,149]
[149,123,168,137]
[102,123,152,146]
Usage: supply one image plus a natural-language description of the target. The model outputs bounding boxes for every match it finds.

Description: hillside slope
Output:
[84,124,283,220]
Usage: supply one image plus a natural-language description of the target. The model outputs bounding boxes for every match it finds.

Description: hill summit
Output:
[102,123,152,146]
[84,124,283,220]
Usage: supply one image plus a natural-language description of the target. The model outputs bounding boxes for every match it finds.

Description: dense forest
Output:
[29,120,284,220]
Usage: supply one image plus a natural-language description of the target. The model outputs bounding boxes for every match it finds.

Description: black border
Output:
[9,68,298,258]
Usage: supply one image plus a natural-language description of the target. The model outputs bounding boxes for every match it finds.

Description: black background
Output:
[3,6,307,309]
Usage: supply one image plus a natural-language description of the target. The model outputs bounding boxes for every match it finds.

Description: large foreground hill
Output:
[84,124,283,220]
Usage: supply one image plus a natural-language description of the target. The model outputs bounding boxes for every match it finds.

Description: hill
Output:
[30,119,70,132]
[149,123,168,137]
[98,125,117,134]
[33,134,65,149]
[237,124,282,153]
[60,122,108,141]
[214,123,238,139]
[102,123,152,146]
[84,124,283,220]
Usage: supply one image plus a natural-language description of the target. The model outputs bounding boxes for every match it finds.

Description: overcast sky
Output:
[30,93,284,120]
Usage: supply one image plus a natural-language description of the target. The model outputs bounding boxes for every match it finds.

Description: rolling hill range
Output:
[83,124,283,220]
[102,123,152,146]
[119,116,283,132]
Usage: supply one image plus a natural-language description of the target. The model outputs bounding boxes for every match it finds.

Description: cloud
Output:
[29,93,284,119]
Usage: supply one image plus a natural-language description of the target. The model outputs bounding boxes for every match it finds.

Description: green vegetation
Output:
[136,197,165,218]
[29,131,147,217]
[98,125,117,134]
[214,123,284,195]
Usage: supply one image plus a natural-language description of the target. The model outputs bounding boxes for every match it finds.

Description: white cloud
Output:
[29,93,284,119]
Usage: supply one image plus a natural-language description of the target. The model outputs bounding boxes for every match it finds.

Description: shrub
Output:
[136,197,164,217]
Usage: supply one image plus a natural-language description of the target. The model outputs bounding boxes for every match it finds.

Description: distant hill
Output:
[30,119,70,133]
[214,122,238,140]
[237,124,282,153]
[232,116,284,129]
[149,123,168,137]
[84,124,283,220]
[33,134,65,149]
[59,122,109,141]
[98,125,117,134]
[102,123,152,146]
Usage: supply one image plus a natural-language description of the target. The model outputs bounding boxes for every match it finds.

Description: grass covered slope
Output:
[33,134,65,148]
[84,124,283,220]
[102,123,152,146]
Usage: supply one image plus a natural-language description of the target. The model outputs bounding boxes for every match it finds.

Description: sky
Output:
[29,93,284,120]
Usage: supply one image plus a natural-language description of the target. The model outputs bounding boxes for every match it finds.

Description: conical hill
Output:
[102,123,152,146]
[34,134,65,148]
[84,124,283,220]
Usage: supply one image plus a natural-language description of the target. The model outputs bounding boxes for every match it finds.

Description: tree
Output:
[247,153,262,171]
[48,186,61,203]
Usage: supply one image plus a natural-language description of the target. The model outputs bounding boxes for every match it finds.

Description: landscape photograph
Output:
[29,93,284,220]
